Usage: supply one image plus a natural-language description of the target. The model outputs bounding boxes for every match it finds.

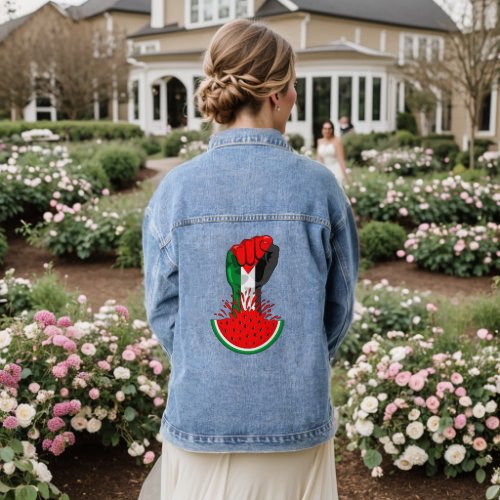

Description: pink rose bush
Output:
[399,222,499,277]
[0,300,168,496]
[346,174,499,227]
[341,279,432,361]
[361,147,443,177]
[0,144,96,225]
[344,327,499,483]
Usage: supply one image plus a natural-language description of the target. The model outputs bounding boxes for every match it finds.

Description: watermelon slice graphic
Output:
[211,236,284,355]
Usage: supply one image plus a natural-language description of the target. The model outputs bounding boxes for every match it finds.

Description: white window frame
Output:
[185,0,254,29]
[399,32,444,65]
[477,81,498,136]
[133,40,161,55]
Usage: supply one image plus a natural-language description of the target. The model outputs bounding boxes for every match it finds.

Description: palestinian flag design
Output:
[211,235,284,354]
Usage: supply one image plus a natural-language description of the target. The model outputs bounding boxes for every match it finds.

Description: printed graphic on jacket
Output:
[211,235,284,354]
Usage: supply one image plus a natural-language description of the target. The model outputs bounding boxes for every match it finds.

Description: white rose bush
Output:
[0,296,168,498]
[344,326,499,486]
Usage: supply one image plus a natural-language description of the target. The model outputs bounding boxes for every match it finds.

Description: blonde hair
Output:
[196,19,295,125]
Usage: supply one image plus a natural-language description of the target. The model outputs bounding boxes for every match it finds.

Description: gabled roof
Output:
[0,2,69,42]
[67,0,150,20]
[256,0,458,32]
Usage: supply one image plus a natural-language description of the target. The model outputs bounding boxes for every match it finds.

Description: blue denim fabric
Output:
[142,128,359,453]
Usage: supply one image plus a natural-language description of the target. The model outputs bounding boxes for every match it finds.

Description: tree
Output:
[38,22,130,120]
[0,34,42,120]
[402,0,500,168]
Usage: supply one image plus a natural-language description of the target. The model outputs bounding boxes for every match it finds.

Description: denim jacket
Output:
[143,128,359,453]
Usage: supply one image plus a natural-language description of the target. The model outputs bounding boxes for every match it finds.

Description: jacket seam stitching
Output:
[328,237,351,358]
[170,214,332,231]
[209,141,292,152]
[162,417,333,440]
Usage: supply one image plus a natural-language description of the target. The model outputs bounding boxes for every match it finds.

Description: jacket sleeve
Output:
[324,201,359,363]
[142,206,179,360]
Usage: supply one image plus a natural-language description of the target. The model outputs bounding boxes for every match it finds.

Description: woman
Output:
[141,19,358,500]
[317,120,349,185]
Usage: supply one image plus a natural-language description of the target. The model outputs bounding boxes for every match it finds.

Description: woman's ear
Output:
[270,93,280,109]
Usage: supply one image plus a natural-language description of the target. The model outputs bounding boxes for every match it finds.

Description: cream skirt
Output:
[139,439,339,500]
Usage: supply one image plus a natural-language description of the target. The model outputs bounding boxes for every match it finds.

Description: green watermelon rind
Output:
[210,319,284,355]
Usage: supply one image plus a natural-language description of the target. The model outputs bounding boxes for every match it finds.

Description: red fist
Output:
[230,235,273,273]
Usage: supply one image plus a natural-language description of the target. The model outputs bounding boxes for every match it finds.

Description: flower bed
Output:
[361,147,445,176]
[0,144,98,224]
[344,328,499,485]
[347,175,499,227]
[399,223,500,277]
[340,280,433,362]
[0,289,168,497]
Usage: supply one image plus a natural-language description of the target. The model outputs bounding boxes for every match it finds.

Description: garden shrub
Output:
[164,130,210,157]
[347,175,499,227]
[393,130,419,147]
[0,296,168,497]
[400,222,499,277]
[285,133,305,151]
[362,148,443,176]
[136,136,162,156]
[115,214,143,269]
[0,269,32,319]
[420,137,459,163]
[81,159,111,192]
[343,133,390,164]
[359,222,407,263]
[0,121,143,141]
[339,281,430,362]
[396,112,418,135]
[0,228,8,267]
[29,267,75,316]
[96,146,142,188]
[344,326,499,481]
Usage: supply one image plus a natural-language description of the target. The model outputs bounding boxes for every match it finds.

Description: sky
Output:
[0,0,466,25]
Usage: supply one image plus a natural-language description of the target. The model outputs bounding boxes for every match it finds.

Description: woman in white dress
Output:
[316,120,349,185]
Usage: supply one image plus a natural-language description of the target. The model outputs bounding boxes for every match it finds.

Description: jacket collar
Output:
[208,128,293,151]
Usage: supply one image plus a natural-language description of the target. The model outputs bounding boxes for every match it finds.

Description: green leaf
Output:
[486,486,500,500]
[60,494,70,500]
[122,384,137,395]
[363,449,383,469]
[20,368,32,380]
[476,457,488,467]
[0,481,11,493]
[14,485,37,500]
[37,483,50,499]
[476,468,486,484]
[9,440,23,454]
[14,460,33,472]
[111,434,120,447]
[124,406,136,422]
[0,447,14,462]
[462,459,475,472]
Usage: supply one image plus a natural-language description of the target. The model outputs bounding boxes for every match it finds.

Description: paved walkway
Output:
[146,157,183,186]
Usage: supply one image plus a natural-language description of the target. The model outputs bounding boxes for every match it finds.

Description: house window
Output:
[338,77,352,121]
[295,78,306,121]
[313,77,331,140]
[132,81,139,120]
[372,77,382,121]
[189,0,249,25]
[401,34,443,64]
[358,77,366,121]
[478,91,492,132]
[152,84,161,120]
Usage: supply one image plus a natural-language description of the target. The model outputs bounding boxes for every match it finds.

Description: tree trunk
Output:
[10,106,17,121]
[469,131,475,170]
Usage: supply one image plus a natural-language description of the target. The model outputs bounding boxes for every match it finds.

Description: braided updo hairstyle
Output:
[196,19,295,125]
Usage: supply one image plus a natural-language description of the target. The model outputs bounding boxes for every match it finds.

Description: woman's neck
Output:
[228,102,279,131]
